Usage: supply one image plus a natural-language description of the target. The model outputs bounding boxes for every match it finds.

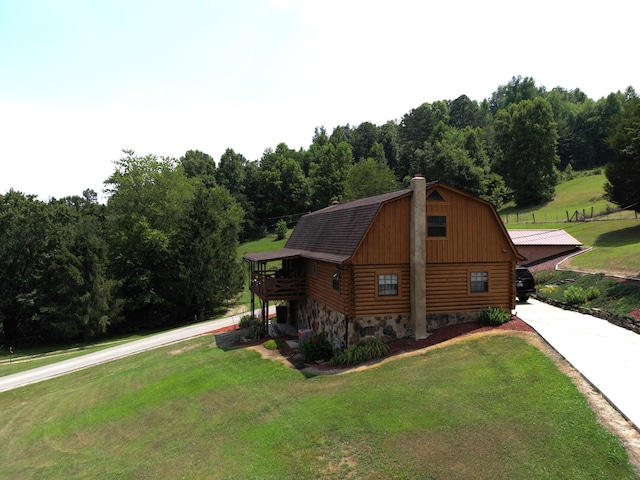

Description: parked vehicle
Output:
[516,266,536,302]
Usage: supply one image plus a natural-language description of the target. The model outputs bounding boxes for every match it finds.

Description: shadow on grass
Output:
[213,330,244,351]
[594,224,640,247]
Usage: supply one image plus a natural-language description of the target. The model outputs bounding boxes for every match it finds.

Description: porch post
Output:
[410,174,427,339]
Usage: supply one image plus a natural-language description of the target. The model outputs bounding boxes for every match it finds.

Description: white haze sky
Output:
[1,0,638,200]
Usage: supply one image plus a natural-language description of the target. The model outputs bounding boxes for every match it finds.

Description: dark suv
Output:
[516,266,536,302]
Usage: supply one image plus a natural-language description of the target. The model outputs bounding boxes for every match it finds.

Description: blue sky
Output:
[1,0,638,200]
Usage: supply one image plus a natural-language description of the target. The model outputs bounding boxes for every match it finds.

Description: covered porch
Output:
[243,248,307,334]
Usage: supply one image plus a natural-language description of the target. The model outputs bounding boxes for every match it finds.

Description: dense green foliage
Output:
[494,97,560,206]
[535,271,640,317]
[329,337,390,366]
[2,76,637,348]
[299,332,334,362]
[0,152,243,346]
[477,307,512,326]
[605,94,640,212]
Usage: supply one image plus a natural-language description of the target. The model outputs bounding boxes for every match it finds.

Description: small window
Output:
[332,271,340,291]
[378,274,399,296]
[310,263,317,276]
[428,216,447,237]
[470,271,488,293]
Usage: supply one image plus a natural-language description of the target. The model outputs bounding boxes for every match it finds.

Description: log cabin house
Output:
[243,175,522,348]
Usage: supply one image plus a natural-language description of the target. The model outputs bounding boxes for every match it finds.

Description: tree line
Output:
[1,76,638,347]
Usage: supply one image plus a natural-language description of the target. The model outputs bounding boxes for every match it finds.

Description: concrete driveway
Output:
[517,299,640,430]
[0,312,247,393]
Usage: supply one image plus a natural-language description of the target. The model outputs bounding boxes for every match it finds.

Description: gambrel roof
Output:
[244,188,413,264]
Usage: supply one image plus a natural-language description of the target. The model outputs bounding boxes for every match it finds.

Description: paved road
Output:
[517,299,640,430]
[0,313,247,393]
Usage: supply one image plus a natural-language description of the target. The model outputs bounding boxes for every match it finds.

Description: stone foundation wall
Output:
[349,315,411,345]
[295,300,483,348]
[426,311,479,331]
[295,298,347,350]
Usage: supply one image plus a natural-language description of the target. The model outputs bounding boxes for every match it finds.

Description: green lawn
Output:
[0,333,636,479]
[499,172,636,224]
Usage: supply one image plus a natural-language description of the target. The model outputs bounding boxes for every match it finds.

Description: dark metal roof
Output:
[509,229,582,246]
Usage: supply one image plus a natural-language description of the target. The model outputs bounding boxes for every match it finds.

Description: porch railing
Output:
[249,271,306,300]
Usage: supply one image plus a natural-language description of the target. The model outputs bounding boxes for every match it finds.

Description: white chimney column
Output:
[410,174,427,339]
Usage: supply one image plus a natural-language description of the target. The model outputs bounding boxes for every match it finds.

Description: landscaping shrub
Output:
[477,307,511,326]
[275,219,288,240]
[239,315,263,340]
[329,337,390,366]
[564,286,587,305]
[300,332,333,363]
[263,339,278,350]
[585,286,601,301]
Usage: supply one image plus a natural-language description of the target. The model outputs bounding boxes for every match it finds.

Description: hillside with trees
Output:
[1,76,638,347]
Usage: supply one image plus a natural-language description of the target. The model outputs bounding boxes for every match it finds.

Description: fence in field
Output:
[502,205,638,224]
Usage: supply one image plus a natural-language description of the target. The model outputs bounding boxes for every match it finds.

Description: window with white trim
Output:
[378,274,399,296]
[470,271,488,293]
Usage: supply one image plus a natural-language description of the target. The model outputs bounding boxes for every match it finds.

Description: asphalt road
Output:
[0,312,247,393]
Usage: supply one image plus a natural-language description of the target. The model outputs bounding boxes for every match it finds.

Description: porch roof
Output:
[243,247,349,265]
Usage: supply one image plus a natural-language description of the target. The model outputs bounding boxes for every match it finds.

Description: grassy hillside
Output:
[0,333,635,479]
[500,173,640,278]
[499,172,636,223]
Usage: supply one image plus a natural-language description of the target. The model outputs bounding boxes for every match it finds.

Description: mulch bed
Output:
[208,317,535,372]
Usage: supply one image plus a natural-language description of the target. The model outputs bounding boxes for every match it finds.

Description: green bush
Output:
[239,315,264,340]
[300,332,333,363]
[477,307,511,326]
[585,286,601,301]
[564,286,587,305]
[275,219,288,240]
[263,339,278,350]
[329,337,390,366]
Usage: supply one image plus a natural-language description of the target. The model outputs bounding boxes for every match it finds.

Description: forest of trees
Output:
[1,76,638,347]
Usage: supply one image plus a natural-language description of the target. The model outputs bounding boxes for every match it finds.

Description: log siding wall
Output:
[292,183,519,344]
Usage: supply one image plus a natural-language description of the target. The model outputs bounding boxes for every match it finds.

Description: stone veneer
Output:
[294,298,481,348]
[294,298,348,350]
[426,311,479,331]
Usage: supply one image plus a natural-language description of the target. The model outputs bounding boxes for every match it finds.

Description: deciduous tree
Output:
[605,97,640,212]
[494,98,560,207]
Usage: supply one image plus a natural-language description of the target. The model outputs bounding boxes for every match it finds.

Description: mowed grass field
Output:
[0,333,636,479]
[499,173,636,224]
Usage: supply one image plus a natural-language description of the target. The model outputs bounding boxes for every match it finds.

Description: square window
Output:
[378,274,399,296]
[470,271,488,293]
[428,216,447,237]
